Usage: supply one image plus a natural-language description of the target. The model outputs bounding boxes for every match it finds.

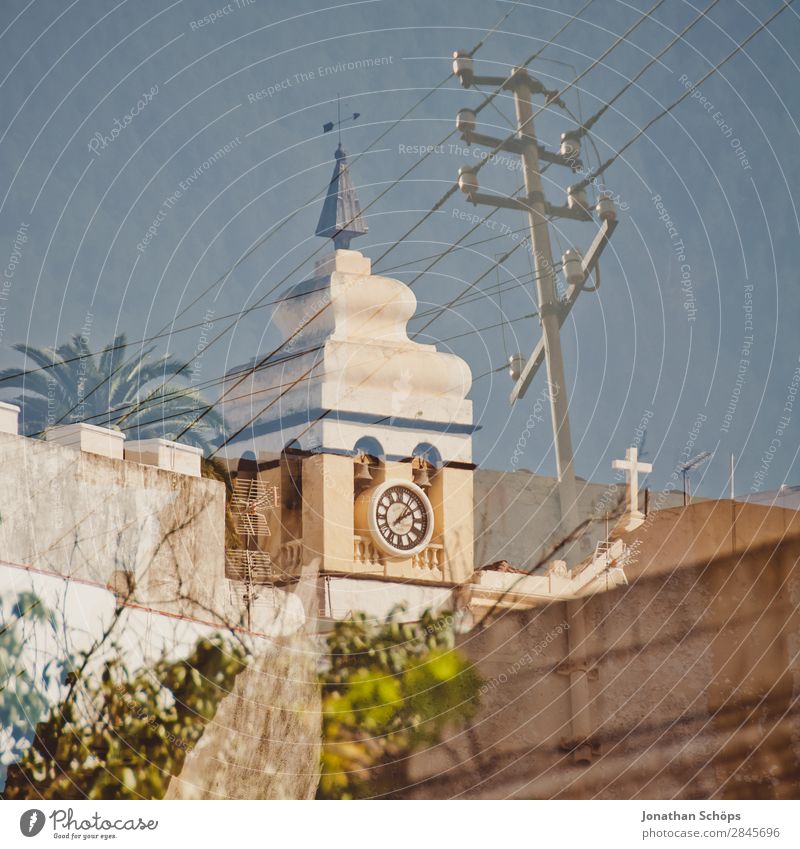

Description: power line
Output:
[384,0,663,295]
[0,224,530,390]
[142,2,600,445]
[100,0,781,436]
[34,244,547,430]
[438,310,539,344]
[25,0,597,442]
[410,216,558,339]
[143,0,794,455]
[578,0,723,137]
[575,0,795,190]
[102,265,541,427]
[8,0,642,442]
[30,6,526,433]
[409,0,784,344]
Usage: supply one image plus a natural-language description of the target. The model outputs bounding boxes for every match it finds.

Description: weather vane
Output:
[322,93,360,142]
[316,94,367,250]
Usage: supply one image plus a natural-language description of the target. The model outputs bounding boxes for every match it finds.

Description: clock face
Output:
[368,481,433,556]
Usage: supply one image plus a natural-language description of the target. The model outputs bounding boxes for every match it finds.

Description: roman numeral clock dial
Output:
[361,480,434,557]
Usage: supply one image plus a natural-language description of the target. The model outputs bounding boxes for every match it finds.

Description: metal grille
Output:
[228,582,275,608]
[231,478,279,509]
[231,479,279,538]
[233,512,269,536]
[225,549,273,584]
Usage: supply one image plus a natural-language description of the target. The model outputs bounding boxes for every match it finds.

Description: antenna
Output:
[679,451,712,506]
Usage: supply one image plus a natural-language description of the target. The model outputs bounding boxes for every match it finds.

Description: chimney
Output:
[0,402,20,435]
[125,438,203,477]
[45,422,126,460]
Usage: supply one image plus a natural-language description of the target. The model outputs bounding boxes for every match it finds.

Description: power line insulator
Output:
[560,130,581,164]
[596,194,617,222]
[562,248,584,288]
[508,353,524,381]
[456,108,477,141]
[452,51,474,88]
[457,165,479,201]
[567,184,589,214]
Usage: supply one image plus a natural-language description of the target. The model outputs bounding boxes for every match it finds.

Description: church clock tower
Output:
[222,144,474,589]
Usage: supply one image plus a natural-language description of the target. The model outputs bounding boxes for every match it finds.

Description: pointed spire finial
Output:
[316,103,367,250]
[315,143,368,250]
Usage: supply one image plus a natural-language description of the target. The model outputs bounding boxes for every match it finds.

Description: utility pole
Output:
[512,69,578,520]
[451,55,618,550]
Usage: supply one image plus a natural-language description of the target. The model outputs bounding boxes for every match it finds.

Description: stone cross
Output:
[612,446,653,516]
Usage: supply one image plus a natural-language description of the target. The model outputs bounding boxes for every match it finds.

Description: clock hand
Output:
[395,505,413,523]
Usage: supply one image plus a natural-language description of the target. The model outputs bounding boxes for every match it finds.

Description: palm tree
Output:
[0,334,223,453]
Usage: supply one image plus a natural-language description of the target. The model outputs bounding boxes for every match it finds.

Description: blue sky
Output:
[1,0,799,499]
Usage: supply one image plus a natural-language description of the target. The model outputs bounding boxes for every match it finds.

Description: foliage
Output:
[2,632,248,800]
[318,607,482,799]
[0,593,64,786]
[0,334,223,451]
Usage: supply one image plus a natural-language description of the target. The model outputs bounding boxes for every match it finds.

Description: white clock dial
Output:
[366,480,434,557]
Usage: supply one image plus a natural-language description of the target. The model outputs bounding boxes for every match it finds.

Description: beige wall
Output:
[400,500,800,799]
[0,431,226,616]
[473,467,687,570]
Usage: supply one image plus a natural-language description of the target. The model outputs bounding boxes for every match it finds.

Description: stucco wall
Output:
[402,500,800,799]
[473,467,686,570]
[0,431,225,614]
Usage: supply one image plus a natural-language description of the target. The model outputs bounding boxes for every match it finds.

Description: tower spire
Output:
[315,143,368,250]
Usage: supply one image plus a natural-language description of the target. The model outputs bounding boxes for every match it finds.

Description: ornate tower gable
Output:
[224,247,474,464]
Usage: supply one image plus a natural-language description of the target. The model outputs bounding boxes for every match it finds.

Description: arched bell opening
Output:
[352,437,385,495]
[410,442,441,490]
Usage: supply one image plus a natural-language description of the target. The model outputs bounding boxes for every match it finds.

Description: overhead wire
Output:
[30,2,532,433]
[100,0,770,436]
[226,0,789,457]
[574,0,795,190]
[155,2,600,446]
[102,0,734,448]
[199,1,602,454]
